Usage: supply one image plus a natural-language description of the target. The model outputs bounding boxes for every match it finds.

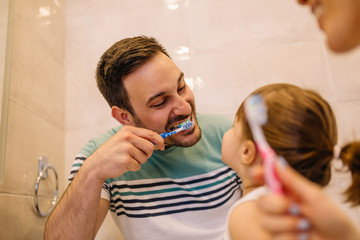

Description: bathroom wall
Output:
[4,1,358,239]
[0,0,66,239]
[65,0,360,239]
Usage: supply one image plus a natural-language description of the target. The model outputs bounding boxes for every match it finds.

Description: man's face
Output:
[298,0,360,52]
[123,52,201,147]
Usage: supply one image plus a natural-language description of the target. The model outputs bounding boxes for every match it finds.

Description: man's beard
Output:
[131,103,202,148]
[163,115,202,148]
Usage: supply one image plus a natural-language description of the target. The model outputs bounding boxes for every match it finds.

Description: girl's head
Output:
[297,0,360,52]
[222,83,337,187]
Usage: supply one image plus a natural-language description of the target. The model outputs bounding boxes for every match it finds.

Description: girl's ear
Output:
[111,106,135,126]
[241,140,257,165]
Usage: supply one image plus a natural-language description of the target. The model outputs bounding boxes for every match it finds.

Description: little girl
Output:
[222,83,339,239]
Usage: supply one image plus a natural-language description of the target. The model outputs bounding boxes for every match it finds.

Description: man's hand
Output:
[85,126,165,182]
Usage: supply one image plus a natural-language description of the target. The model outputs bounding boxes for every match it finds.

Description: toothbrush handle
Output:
[258,147,284,195]
[160,130,177,139]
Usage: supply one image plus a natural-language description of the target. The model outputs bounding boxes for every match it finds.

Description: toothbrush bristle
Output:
[181,120,193,130]
[244,94,268,126]
[160,119,193,139]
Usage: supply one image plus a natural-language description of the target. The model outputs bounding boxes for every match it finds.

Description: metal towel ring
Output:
[34,156,59,217]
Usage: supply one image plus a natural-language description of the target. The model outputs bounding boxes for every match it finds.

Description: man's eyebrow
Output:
[178,72,184,84]
[146,72,184,105]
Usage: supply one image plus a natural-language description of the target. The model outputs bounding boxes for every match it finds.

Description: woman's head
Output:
[236,83,337,186]
[297,0,360,52]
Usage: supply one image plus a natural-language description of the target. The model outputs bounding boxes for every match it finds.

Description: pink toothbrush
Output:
[244,94,284,194]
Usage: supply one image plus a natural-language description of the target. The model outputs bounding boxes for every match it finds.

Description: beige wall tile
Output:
[0,101,65,196]
[192,42,335,115]
[14,0,65,63]
[336,101,360,144]
[10,20,65,129]
[188,0,322,51]
[326,47,360,102]
[0,0,65,238]
[0,193,48,240]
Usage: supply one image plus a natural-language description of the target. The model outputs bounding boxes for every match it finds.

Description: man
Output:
[45,36,241,240]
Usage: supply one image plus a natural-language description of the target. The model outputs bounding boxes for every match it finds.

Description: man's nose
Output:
[172,95,192,116]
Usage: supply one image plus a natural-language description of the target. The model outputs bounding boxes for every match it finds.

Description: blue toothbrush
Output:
[160,120,193,139]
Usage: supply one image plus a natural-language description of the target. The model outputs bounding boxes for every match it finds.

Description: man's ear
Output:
[241,140,257,165]
[111,106,135,126]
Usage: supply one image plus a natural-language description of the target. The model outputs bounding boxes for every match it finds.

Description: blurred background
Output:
[1,0,360,239]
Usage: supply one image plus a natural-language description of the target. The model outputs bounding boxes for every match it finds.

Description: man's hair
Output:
[236,83,337,186]
[96,36,170,114]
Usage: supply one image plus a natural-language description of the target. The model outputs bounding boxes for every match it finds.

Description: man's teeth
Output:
[170,118,191,131]
[170,125,180,131]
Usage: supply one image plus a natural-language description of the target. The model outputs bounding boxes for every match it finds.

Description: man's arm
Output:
[45,160,108,239]
[94,199,111,236]
[44,126,165,239]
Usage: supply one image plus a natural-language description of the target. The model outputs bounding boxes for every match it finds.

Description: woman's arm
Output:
[255,163,360,240]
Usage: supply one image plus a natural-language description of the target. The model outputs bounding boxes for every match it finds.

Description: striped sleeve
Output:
[68,153,111,198]
[68,154,87,182]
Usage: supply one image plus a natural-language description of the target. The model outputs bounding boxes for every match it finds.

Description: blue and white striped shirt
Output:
[69,114,242,240]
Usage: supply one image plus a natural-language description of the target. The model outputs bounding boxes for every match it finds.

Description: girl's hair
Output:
[339,142,360,207]
[236,83,337,187]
